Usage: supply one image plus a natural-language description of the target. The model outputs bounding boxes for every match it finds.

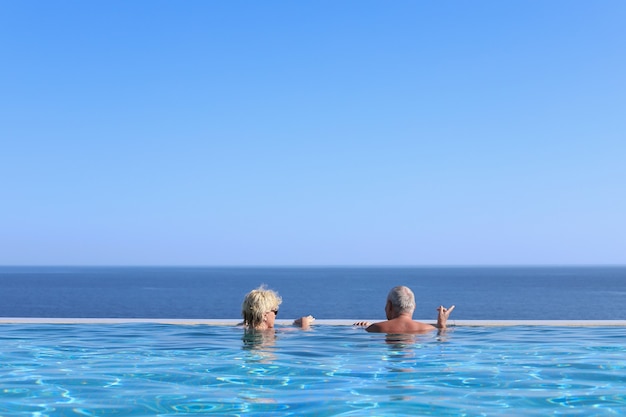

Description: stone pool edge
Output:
[1,318,625,326]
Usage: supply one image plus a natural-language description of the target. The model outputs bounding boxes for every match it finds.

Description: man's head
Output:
[386,286,416,318]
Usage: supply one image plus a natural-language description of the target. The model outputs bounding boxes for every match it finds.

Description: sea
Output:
[0,266,624,320]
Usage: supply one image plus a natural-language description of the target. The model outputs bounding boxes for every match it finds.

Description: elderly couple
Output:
[241,285,455,333]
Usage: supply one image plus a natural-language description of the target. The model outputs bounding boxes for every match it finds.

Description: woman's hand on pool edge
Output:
[293,315,315,329]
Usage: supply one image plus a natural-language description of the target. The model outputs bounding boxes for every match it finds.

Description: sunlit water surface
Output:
[1,324,624,416]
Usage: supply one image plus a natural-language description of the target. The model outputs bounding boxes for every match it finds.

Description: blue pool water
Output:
[1,323,624,416]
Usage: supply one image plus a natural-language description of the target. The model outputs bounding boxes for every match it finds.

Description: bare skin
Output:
[354,301,455,333]
[251,311,315,330]
[293,315,315,330]
[250,309,279,331]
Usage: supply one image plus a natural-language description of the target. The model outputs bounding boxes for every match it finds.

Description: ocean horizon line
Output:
[2,264,625,268]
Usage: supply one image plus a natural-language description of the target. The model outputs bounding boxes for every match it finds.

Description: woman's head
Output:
[242,286,282,329]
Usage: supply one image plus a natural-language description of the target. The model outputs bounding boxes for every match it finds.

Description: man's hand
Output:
[437,305,455,329]
[353,321,371,327]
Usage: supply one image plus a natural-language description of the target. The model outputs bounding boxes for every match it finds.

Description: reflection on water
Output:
[241,328,277,364]
[1,324,624,416]
[242,329,277,350]
[385,333,421,346]
[384,334,422,371]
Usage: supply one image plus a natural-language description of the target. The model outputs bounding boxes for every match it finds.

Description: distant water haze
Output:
[0,266,624,320]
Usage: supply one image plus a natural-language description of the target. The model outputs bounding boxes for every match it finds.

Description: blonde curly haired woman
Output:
[242,286,314,330]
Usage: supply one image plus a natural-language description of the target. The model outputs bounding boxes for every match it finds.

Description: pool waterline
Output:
[1,318,626,326]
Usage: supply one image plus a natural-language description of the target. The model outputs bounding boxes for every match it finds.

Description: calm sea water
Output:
[1,323,625,416]
[0,266,624,320]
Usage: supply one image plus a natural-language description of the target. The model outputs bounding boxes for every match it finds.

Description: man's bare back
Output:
[365,314,436,333]
[354,286,455,334]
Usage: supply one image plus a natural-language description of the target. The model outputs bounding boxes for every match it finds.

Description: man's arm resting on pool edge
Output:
[353,305,455,331]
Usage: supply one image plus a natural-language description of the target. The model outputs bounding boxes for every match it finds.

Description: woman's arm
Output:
[293,315,315,329]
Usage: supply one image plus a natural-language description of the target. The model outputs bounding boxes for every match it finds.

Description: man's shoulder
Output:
[365,321,389,333]
[367,319,435,334]
[411,321,436,332]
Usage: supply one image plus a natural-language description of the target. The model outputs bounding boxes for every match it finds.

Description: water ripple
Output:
[0,324,624,416]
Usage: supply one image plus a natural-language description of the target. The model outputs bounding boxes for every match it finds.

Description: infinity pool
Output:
[1,322,624,416]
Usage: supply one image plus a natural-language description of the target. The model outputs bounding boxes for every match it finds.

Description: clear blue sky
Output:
[1,1,625,266]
